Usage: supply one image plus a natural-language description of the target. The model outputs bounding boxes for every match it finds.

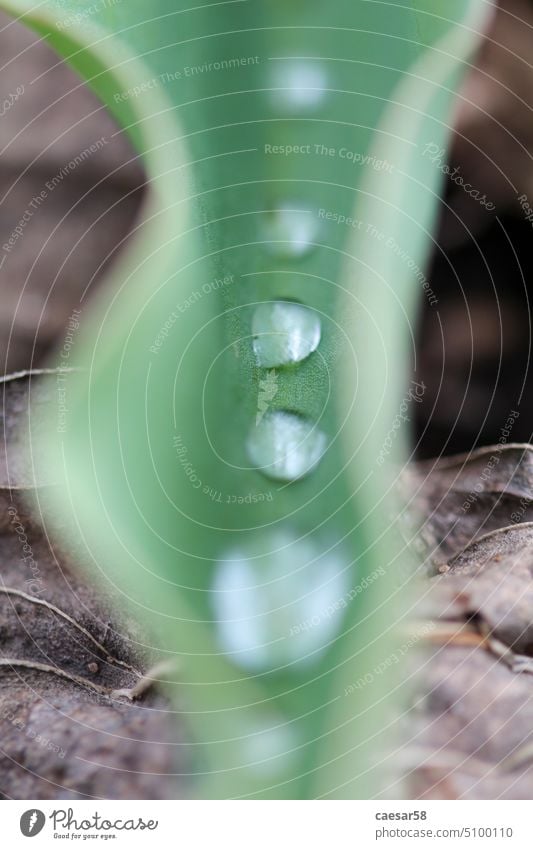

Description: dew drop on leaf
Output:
[269,61,328,114]
[262,202,319,259]
[211,531,348,672]
[246,410,327,481]
[252,301,321,368]
[239,714,298,778]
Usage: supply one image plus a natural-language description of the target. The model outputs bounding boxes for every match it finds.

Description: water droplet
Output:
[269,61,327,114]
[240,716,297,777]
[252,301,321,368]
[212,530,348,672]
[246,411,326,481]
[262,202,319,259]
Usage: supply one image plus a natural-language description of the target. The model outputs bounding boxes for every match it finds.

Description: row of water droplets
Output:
[211,61,348,686]
[248,62,331,488]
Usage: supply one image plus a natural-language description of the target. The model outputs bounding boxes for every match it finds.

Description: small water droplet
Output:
[212,531,348,672]
[252,301,321,368]
[241,716,297,777]
[262,202,319,259]
[247,410,326,481]
[269,61,327,114]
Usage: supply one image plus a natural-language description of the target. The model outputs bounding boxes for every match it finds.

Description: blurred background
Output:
[414,0,533,457]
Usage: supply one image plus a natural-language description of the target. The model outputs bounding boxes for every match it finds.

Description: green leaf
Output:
[2,0,489,797]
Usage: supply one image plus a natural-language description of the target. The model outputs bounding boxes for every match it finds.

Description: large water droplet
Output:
[252,301,321,368]
[246,410,326,481]
[269,61,327,114]
[262,202,319,259]
[212,530,349,672]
